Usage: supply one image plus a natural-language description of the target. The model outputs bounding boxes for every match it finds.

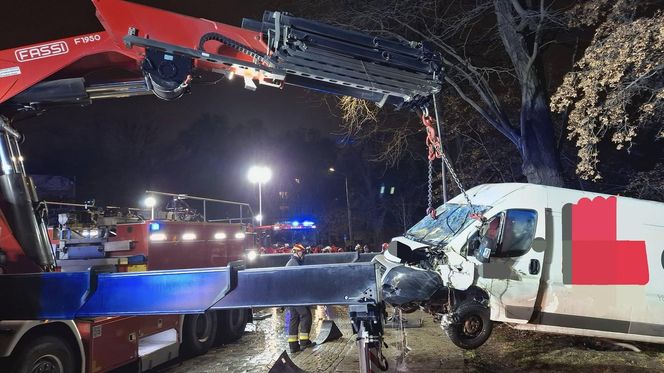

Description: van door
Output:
[477,209,545,323]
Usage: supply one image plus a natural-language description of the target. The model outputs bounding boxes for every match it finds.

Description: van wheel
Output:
[216,309,249,344]
[181,310,218,357]
[444,302,492,350]
[10,335,75,373]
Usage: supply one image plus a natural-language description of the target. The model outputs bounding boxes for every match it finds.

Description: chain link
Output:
[421,92,477,215]
[421,102,476,214]
[437,145,476,213]
[427,158,434,213]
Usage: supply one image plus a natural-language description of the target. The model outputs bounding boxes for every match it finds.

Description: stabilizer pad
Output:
[268,351,305,373]
[313,320,343,345]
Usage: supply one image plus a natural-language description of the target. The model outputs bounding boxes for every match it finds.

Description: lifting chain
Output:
[422,108,440,219]
[420,102,477,216]
[439,147,476,213]
[427,157,434,217]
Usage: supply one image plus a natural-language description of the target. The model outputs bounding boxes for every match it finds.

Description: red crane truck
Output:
[0,1,443,372]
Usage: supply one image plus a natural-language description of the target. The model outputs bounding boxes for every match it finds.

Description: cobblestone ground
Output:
[155,306,664,373]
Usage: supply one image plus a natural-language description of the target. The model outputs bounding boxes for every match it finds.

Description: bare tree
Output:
[301,0,567,186]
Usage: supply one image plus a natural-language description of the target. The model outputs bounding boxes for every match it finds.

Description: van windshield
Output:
[405,203,490,246]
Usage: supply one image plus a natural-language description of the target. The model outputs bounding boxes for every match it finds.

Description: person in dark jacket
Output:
[285,244,313,352]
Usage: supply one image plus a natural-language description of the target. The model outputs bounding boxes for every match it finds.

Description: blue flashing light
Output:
[291,221,300,227]
[149,222,161,232]
[302,221,315,227]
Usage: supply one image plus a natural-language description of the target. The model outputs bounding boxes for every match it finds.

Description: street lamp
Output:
[144,196,157,220]
[248,165,272,225]
[328,167,353,246]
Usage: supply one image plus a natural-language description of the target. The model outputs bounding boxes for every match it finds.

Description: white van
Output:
[376,183,664,349]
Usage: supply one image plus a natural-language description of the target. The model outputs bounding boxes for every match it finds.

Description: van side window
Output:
[496,209,538,257]
[479,216,502,255]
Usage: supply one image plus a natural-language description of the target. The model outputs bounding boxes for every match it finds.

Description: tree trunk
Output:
[520,83,564,186]
[494,0,564,187]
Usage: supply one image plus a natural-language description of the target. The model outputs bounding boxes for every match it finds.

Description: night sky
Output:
[1,0,349,209]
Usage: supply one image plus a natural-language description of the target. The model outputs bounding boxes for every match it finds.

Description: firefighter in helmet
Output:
[285,243,313,352]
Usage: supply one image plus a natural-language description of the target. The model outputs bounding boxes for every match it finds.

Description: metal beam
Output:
[0,267,233,320]
[212,262,379,309]
[0,261,381,319]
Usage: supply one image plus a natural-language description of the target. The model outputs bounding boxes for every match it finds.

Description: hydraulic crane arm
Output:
[0,0,442,113]
[0,0,443,272]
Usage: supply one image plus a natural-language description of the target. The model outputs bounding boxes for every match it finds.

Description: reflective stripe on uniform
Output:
[287,335,298,342]
[299,333,309,340]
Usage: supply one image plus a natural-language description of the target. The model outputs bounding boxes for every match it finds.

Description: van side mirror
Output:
[474,215,502,263]
[497,209,538,257]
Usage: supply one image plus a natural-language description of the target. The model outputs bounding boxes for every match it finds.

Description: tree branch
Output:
[444,76,521,149]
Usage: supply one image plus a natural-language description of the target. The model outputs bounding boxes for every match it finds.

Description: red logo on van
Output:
[570,196,648,285]
[15,41,69,62]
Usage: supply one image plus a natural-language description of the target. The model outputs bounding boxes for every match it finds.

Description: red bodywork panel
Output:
[0,0,268,104]
[79,220,245,371]
[94,0,267,63]
[0,32,132,104]
[76,315,179,373]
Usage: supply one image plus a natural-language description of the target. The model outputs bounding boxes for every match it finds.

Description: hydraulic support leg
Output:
[0,117,54,271]
[350,303,389,373]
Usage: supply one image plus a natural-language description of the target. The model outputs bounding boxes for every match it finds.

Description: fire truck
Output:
[0,1,442,372]
[2,192,256,372]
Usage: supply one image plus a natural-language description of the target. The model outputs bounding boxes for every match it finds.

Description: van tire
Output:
[216,309,249,344]
[445,302,492,350]
[10,335,75,373]
[181,310,218,357]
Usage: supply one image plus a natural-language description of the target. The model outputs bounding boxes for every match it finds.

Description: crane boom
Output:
[1,0,441,112]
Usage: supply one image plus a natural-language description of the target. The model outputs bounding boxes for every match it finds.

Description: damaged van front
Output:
[375,183,544,349]
[376,182,664,350]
